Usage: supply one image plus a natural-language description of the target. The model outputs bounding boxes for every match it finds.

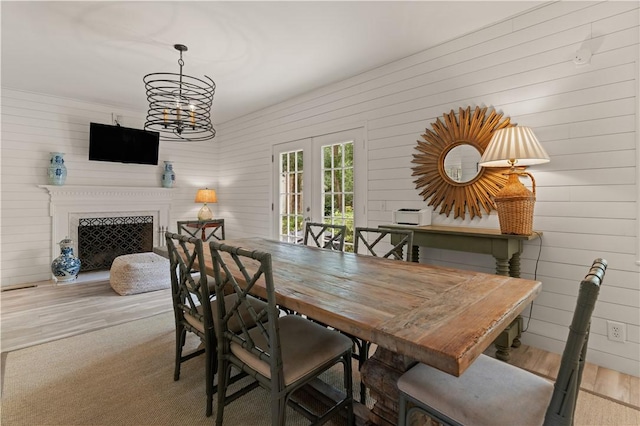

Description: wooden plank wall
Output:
[0,90,218,287]
[215,2,640,376]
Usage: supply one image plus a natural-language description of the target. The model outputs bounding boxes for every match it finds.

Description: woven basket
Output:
[494,171,536,235]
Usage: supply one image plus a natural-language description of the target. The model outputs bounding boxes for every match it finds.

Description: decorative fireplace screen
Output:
[78,216,154,272]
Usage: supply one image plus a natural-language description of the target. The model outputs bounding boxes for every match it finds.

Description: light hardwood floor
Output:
[1,274,639,410]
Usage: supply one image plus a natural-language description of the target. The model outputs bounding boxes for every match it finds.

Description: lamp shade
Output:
[195,188,217,204]
[479,126,550,168]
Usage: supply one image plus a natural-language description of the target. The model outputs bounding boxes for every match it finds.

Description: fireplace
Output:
[40,185,173,281]
[78,215,154,272]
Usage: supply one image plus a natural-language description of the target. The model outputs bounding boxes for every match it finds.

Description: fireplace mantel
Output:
[39,185,174,276]
[39,185,174,203]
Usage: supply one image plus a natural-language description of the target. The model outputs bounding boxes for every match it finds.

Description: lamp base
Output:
[198,204,213,221]
[494,171,536,235]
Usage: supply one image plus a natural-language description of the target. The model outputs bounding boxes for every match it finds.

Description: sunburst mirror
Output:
[412,106,512,220]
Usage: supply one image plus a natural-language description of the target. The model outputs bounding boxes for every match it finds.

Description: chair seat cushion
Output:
[231,314,352,386]
[109,252,170,295]
[397,354,553,426]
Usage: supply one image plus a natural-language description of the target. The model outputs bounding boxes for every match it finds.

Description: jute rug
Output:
[0,312,356,425]
[1,312,638,425]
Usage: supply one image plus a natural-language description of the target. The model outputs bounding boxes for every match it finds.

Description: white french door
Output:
[273,128,365,252]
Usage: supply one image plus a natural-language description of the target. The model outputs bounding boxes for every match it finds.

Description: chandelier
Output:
[143,44,216,141]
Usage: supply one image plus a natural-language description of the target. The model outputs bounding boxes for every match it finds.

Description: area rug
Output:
[1,312,638,425]
[0,312,356,425]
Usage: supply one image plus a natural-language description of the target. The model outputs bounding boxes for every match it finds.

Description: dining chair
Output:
[354,226,414,261]
[303,222,347,251]
[397,258,607,426]
[209,240,354,426]
[165,232,266,417]
[177,219,225,241]
[351,227,414,402]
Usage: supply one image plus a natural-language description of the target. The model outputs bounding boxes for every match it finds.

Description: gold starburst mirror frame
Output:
[412,106,512,219]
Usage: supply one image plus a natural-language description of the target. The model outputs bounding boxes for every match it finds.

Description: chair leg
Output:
[398,392,408,426]
[215,363,231,426]
[174,325,186,381]
[205,343,213,417]
[351,337,370,403]
[272,392,287,426]
[345,353,354,425]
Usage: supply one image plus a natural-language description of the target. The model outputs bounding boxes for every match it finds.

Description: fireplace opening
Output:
[78,216,154,272]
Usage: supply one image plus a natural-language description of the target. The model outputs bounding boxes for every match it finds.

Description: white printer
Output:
[392,209,432,226]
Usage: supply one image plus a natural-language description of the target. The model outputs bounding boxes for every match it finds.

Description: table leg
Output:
[411,245,420,263]
[495,257,510,276]
[509,252,521,278]
[494,316,523,361]
[494,254,524,360]
[507,252,523,348]
[361,347,416,426]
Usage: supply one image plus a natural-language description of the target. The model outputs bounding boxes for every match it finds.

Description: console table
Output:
[380,224,542,360]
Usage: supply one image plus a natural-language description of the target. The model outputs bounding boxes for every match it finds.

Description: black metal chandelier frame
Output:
[143,44,216,142]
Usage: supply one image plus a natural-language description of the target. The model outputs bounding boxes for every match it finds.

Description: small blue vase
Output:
[162,161,175,188]
[48,152,67,185]
[51,237,81,282]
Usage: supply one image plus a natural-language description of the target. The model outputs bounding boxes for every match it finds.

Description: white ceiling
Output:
[1,1,542,125]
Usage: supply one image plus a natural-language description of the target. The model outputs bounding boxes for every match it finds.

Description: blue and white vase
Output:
[161,161,175,188]
[48,152,67,185]
[51,237,81,282]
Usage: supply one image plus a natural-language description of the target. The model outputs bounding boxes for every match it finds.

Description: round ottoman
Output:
[109,252,171,295]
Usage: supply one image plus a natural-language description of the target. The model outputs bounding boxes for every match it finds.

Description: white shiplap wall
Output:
[215,2,640,376]
[0,90,218,287]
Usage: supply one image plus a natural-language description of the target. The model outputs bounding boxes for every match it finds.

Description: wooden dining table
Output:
[199,237,542,425]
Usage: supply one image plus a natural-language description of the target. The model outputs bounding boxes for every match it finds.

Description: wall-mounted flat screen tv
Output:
[89,122,160,165]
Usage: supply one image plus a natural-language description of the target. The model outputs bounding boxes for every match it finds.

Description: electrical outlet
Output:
[607,321,626,343]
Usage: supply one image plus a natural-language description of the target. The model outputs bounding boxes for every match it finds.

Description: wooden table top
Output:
[201,237,542,376]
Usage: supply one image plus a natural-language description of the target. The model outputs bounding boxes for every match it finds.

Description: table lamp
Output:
[479,126,550,235]
[194,188,217,221]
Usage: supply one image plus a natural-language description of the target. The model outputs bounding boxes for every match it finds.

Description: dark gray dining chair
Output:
[354,227,414,261]
[177,219,225,241]
[350,226,414,402]
[397,258,607,426]
[165,232,266,417]
[303,222,346,251]
[209,240,354,426]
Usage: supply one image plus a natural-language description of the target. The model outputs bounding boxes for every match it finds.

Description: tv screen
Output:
[89,122,159,165]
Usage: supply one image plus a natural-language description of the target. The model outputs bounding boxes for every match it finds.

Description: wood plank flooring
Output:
[1,273,638,410]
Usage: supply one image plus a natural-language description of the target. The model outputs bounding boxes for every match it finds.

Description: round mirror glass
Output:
[443,145,481,183]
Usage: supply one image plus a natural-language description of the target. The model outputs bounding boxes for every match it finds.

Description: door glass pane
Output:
[279,149,304,244]
[324,170,332,192]
[321,140,354,252]
[323,146,332,168]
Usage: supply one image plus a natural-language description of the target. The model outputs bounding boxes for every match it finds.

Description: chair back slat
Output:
[165,232,213,334]
[354,227,414,262]
[178,219,226,241]
[303,222,346,251]
[544,258,607,426]
[209,242,283,380]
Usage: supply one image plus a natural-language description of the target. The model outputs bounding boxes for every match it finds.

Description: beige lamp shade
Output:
[479,126,550,168]
[195,188,217,204]
[195,188,217,221]
[478,126,549,235]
